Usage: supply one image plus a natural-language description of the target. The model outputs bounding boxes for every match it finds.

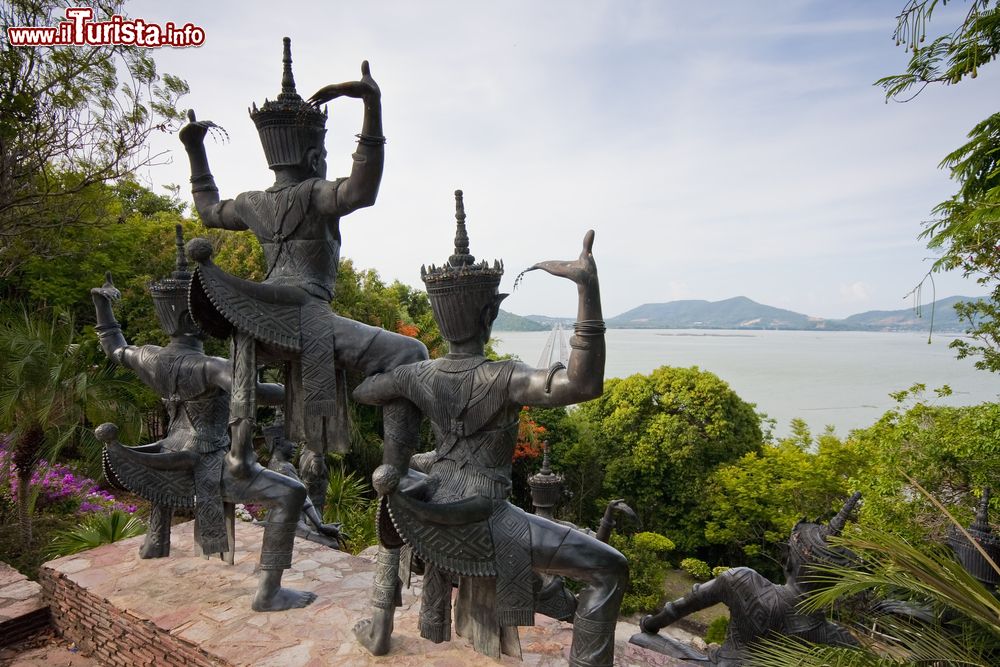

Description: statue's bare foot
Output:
[138,540,168,559]
[354,616,392,655]
[252,586,317,612]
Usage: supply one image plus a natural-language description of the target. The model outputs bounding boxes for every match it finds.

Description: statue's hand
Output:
[525,230,598,288]
[607,498,638,521]
[90,271,121,302]
[318,522,349,549]
[179,110,221,149]
[308,61,380,105]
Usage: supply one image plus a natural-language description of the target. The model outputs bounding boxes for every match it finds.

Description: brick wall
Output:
[38,567,227,667]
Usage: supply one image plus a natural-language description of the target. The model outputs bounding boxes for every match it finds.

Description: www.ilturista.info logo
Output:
[6,7,205,48]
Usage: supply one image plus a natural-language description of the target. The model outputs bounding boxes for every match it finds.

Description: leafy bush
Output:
[44,510,146,559]
[712,565,730,577]
[705,616,729,645]
[610,531,675,615]
[680,557,712,581]
[324,463,378,553]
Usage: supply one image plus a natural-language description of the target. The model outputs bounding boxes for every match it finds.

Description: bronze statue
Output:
[178,37,426,520]
[92,227,331,611]
[353,191,628,667]
[631,492,863,665]
[262,422,346,549]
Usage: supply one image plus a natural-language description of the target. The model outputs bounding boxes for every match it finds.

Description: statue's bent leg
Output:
[222,467,316,612]
[354,544,401,655]
[528,514,629,667]
[139,503,173,558]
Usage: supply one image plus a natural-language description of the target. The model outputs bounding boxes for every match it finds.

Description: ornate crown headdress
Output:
[249,37,327,169]
[421,190,506,343]
[789,491,862,569]
[948,488,1000,587]
[148,225,199,337]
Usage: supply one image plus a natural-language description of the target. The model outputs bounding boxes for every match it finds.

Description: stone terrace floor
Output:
[37,521,694,666]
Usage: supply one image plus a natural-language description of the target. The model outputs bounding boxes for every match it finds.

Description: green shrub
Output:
[712,565,730,577]
[610,531,675,615]
[680,557,712,581]
[705,616,729,644]
[44,510,145,559]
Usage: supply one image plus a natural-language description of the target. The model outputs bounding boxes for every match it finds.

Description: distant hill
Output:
[493,309,547,331]
[493,296,983,332]
[841,295,979,331]
[607,296,828,330]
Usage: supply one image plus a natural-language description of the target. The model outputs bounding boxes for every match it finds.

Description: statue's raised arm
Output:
[509,229,605,406]
[308,60,384,216]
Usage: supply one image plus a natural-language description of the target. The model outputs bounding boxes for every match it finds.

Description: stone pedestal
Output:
[38,521,687,666]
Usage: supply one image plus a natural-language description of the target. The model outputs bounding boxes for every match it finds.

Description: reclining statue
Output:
[630,492,862,665]
[178,37,426,517]
[93,227,335,611]
[262,421,346,549]
[353,191,628,667]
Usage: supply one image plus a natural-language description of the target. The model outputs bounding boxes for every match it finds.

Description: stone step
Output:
[0,561,50,647]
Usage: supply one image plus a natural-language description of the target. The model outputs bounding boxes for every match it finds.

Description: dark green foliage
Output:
[610,531,675,615]
[44,510,146,559]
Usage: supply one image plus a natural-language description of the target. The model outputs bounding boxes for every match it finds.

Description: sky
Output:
[123,0,998,320]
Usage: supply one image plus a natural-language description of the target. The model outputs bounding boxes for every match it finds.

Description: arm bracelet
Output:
[190,172,219,193]
[573,319,606,337]
[356,133,387,147]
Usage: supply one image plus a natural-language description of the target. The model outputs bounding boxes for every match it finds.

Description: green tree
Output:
[0,309,140,548]
[704,419,861,571]
[0,1,188,277]
[880,1,1000,370]
[572,366,763,551]
[847,384,999,544]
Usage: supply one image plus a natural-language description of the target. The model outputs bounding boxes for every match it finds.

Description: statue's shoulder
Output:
[718,566,770,589]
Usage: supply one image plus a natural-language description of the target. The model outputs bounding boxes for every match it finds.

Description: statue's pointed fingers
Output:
[582,229,595,254]
[187,109,196,123]
[361,60,371,78]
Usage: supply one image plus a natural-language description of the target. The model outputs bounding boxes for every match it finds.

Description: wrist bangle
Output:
[190,173,218,193]
[573,319,606,337]
[356,133,387,147]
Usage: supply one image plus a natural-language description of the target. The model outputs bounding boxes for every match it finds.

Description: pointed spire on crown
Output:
[449,189,474,267]
[828,491,862,536]
[172,224,190,280]
[278,37,301,102]
[972,488,993,534]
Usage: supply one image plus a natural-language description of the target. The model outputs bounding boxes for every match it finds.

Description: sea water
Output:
[493,329,1000,437]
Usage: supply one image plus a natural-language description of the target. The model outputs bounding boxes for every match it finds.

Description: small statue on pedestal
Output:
[631,492,862,665]
[93,226,331,611]
[353,191,628,667]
